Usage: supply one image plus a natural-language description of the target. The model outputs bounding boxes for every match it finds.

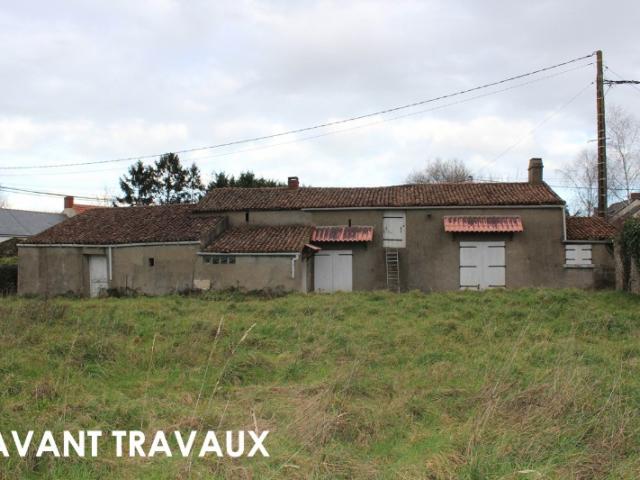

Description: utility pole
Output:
[594,51,640,217]
[595,50,607,218]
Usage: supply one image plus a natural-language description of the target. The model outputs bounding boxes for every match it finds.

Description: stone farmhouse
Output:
[18,158,617,297]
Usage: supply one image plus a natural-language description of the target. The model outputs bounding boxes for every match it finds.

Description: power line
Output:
[604,65,640,97]
[0,185,110,202]
[0,52,596,172]
[484,80,594,167]
[173,63,596,165]
[1,61,593,179]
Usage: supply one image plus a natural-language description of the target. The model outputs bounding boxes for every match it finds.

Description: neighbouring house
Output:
[18,158,618,297]
[0,208,66,243]
[0,195,101,244]
[608,192,640,227]
[608,193,640,293]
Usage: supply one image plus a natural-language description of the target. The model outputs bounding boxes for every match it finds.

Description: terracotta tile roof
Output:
[312,226,374,242]
[204,225,313,253]
[26,204,223,245]
[196,183,564,212]
[444,216,523,233]
[566,216,617,241]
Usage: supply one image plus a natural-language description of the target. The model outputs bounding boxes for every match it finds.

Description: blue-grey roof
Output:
[0,208,66,238]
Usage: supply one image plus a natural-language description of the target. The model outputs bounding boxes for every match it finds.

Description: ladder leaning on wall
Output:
[385,248,400,292]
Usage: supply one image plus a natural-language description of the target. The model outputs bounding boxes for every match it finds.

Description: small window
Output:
[206,256,236,264]
[148,258,155,267]
[348,218,352,227]
[203,256,211,264]
[245,211,250,223]
[565,244,592,266]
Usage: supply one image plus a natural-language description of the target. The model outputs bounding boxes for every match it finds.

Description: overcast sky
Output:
[1,0,639,212]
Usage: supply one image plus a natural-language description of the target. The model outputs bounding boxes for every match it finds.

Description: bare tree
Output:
[607,104,640,201]
[560,105,640,214]
[560,149,599,216]
[407,158,473,184]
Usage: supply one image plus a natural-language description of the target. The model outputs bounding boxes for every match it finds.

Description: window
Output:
[565,244,592,267]
[245,211,250,223]
[148,258,155,267]
[204,256,236,264]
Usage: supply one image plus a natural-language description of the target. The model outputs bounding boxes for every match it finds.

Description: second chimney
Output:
[528,158,543,184]
[288,176,299,189]
[64,195,75,209]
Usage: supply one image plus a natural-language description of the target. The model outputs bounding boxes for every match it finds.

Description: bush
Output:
[0,264,17,295]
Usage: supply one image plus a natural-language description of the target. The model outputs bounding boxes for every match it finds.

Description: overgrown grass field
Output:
[1,289,639,479]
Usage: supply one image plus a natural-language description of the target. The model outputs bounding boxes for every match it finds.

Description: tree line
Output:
[117,105,639,214]
[117,153,284,206]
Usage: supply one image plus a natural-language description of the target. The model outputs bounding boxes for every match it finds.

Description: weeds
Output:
[0,289,639,478]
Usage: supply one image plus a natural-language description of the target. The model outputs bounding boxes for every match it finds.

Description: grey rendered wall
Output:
[18,246,88,296]
[308,207,608,292]
[19,244,199,296]
[193,254,306,292]
[561,243,614,290]
[224,210,312,228]
[109,244,200,295]
[19,243,307,296]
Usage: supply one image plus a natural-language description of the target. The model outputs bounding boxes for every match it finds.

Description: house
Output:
[18,158,617,297]
[608,192,640,227]
[0,208,66,243]
[608,193,640,293]
[0,195,101,245]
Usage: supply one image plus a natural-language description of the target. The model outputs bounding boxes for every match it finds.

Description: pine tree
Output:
[116,160,157,206]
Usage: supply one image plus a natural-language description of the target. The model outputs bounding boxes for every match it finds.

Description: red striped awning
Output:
[312,226,374,242]
[443,216,523,233]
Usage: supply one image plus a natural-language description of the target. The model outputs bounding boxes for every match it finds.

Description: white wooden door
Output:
[459,241,505,290]
[89,256,109,297]
[314,253,333,293]
[314,250,353,292]
[383,211,406,248]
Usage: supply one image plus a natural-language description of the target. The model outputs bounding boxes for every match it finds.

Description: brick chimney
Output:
[64,195,74,209]
[631,192,640,202]
[528,158,543,184]
[288,176,299,189]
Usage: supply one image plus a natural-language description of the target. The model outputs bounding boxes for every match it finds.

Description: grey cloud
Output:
[1,0,640,211]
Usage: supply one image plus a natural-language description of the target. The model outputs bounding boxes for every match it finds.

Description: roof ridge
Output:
[0,208,66,216]
[210,182,536,191]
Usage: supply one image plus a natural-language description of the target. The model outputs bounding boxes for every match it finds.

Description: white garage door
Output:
[89,255,109,297]
[314,250,353,292]
[459,241,505,290]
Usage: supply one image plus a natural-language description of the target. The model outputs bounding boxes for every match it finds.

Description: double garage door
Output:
[459,241,505,290]
[314,250,352,293]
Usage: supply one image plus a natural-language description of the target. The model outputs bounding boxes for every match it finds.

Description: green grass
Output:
[1,289,639,479]
[0,256,17,265]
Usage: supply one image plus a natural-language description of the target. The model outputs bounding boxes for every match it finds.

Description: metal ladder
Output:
[385,248,400,292]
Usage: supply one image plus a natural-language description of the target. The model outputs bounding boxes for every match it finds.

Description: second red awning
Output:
[443,216,523,233]
[312,226,374,242]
